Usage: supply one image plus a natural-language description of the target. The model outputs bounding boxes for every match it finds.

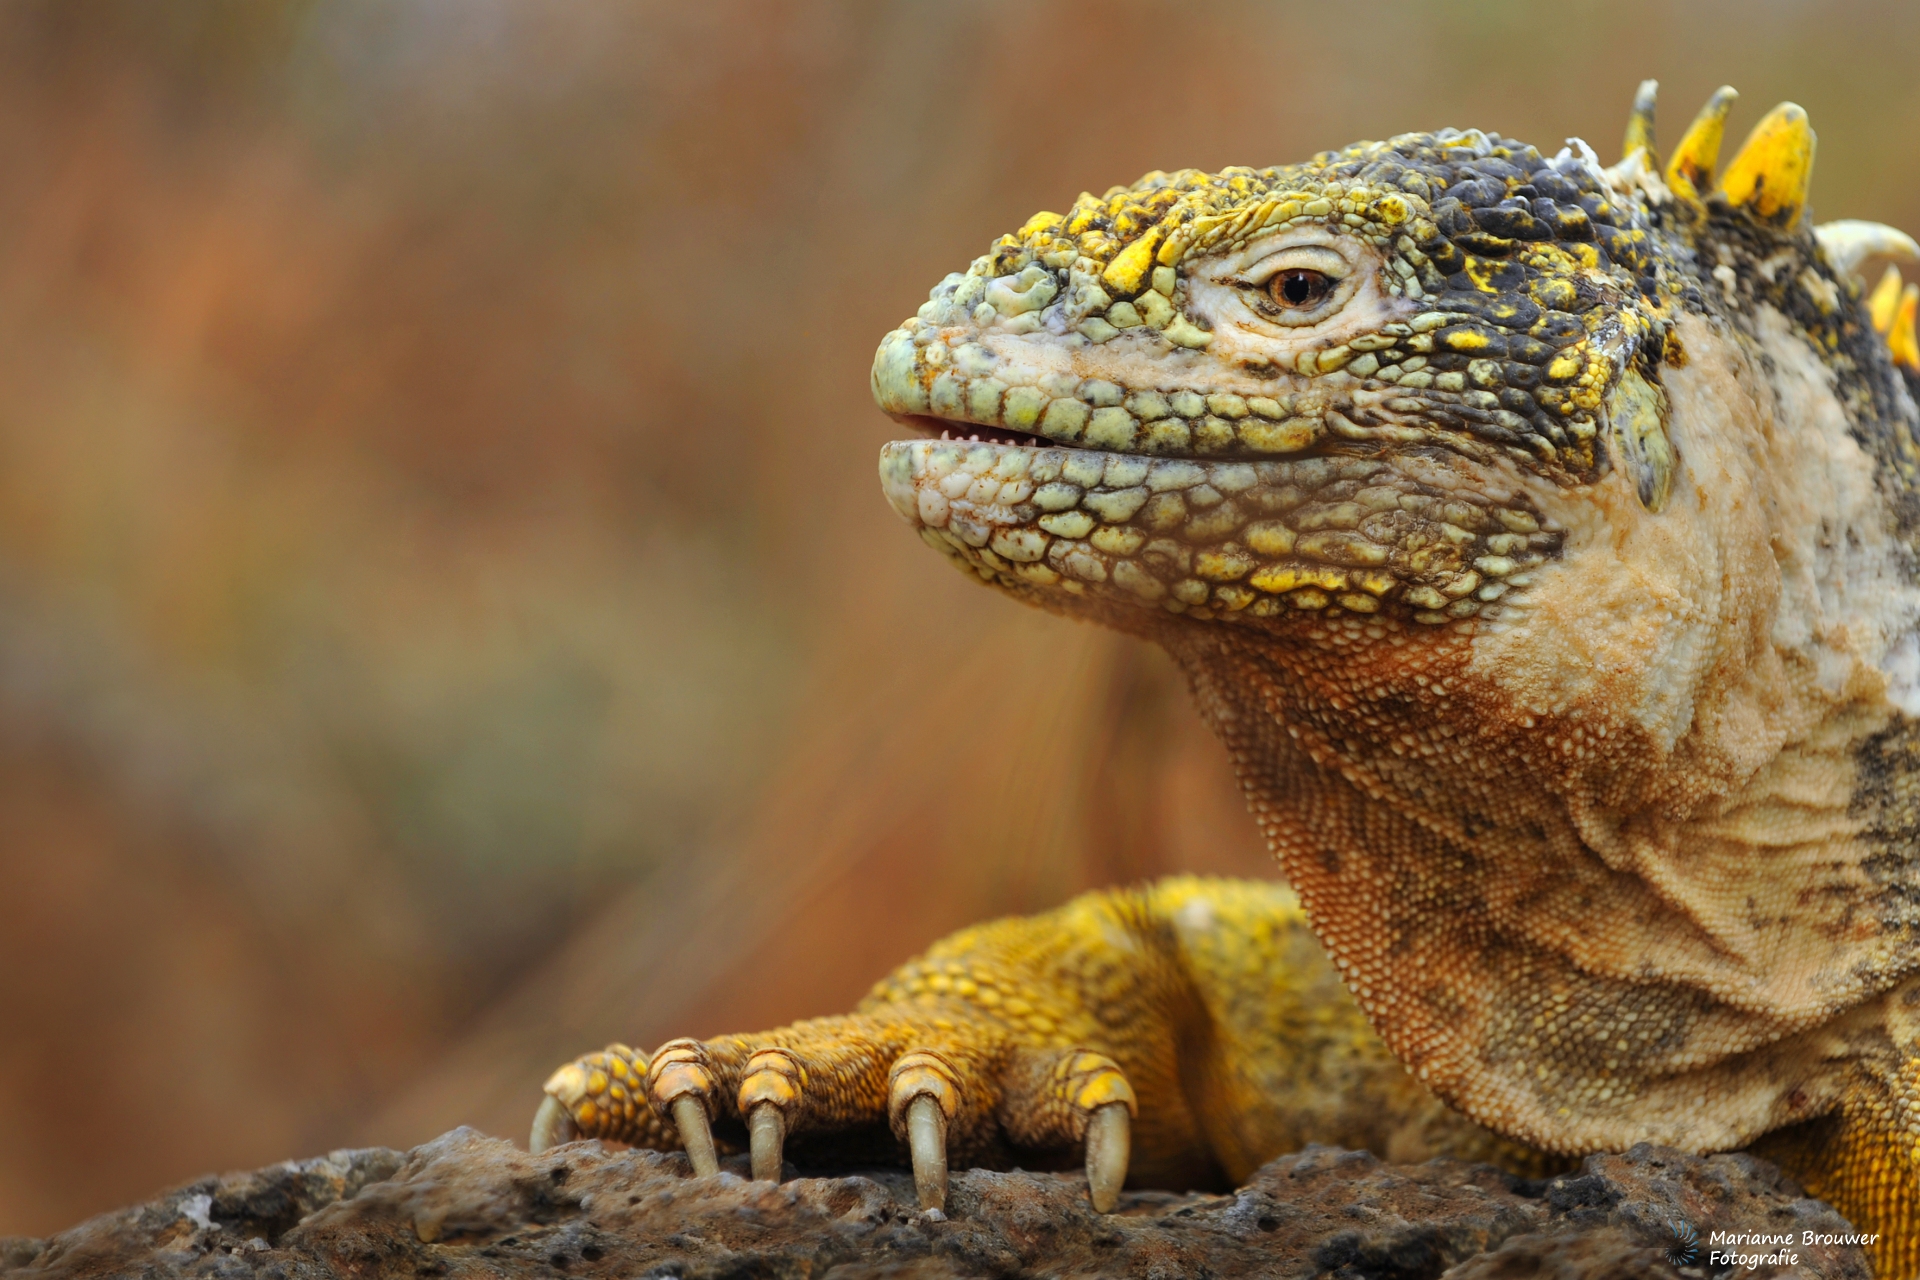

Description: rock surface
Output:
[0,1129,1869,1279]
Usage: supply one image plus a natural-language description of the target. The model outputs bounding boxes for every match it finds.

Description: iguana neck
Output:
[1155,306,1920,1153]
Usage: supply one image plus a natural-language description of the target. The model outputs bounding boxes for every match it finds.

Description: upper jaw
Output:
[871,299,1622,482]
[870,245,1421,465]
[872,315,1437,466]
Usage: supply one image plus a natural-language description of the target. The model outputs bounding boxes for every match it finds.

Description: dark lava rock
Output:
[0,1129,1869,1279]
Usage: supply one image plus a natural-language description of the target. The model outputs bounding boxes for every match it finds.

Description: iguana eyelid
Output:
[1226,244,1363,327]
[1237,244,1353,287]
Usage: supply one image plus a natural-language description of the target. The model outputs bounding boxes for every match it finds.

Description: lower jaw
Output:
[879,434,1556,627]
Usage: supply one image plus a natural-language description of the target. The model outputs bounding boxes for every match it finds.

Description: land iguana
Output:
[532,83,1920,1275]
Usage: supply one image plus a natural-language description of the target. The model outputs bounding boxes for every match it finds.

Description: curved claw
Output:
[671,1096,720,1177]
[907,1094,948,1211]
[529,1094,579,1154]
[748,1103,786,1182]
[1083,1101,1131,1213]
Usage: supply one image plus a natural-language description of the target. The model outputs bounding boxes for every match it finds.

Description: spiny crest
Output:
[1870,263,1920,370]
[1662,85,1739,209]
[1626,81,1917,367]
[1622,81,1819,228]
[1608,78,1920,371]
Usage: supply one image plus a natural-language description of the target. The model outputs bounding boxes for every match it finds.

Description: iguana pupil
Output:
[1272,269,1329,308]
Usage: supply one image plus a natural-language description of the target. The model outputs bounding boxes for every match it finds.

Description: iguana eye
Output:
[1271,269,1333,309]
[1235,241,1357,327]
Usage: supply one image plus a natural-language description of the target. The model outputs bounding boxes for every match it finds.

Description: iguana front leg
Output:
[531,878,1546,1210]
[1751,1003,1920,1278]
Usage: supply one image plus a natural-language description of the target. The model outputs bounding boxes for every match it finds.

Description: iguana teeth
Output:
[1718,102,1817,226]
[1815,221,1920,283]
[1871,266,1906,335]
[1664,86,1738,209]
[1621,78,1659,167]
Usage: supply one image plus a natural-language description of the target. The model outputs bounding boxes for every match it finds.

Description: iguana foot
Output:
[531,879,1540,1213]
[531,1022,1135,1211]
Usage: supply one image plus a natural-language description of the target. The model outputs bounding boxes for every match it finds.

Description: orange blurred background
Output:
[2,0,1917,1236]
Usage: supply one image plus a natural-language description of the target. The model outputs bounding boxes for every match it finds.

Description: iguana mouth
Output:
[894,413,1053,451]
[897,409,1352,466]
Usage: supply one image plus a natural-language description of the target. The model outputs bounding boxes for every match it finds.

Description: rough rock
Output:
[0,1129,1869,1279]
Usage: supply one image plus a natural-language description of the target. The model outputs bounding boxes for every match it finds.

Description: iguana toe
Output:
[535,1042,673,1153]
[738,1046,802,1181]
[647,1038,723,1175]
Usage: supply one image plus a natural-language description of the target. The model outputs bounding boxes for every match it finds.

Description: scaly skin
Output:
[541,84,1920,1273]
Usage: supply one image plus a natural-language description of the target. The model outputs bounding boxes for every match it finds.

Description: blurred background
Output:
[1,0,1916,1237]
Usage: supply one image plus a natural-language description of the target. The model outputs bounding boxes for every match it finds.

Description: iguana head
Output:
[873,84,1920,1154]
[874,124,1664,628]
